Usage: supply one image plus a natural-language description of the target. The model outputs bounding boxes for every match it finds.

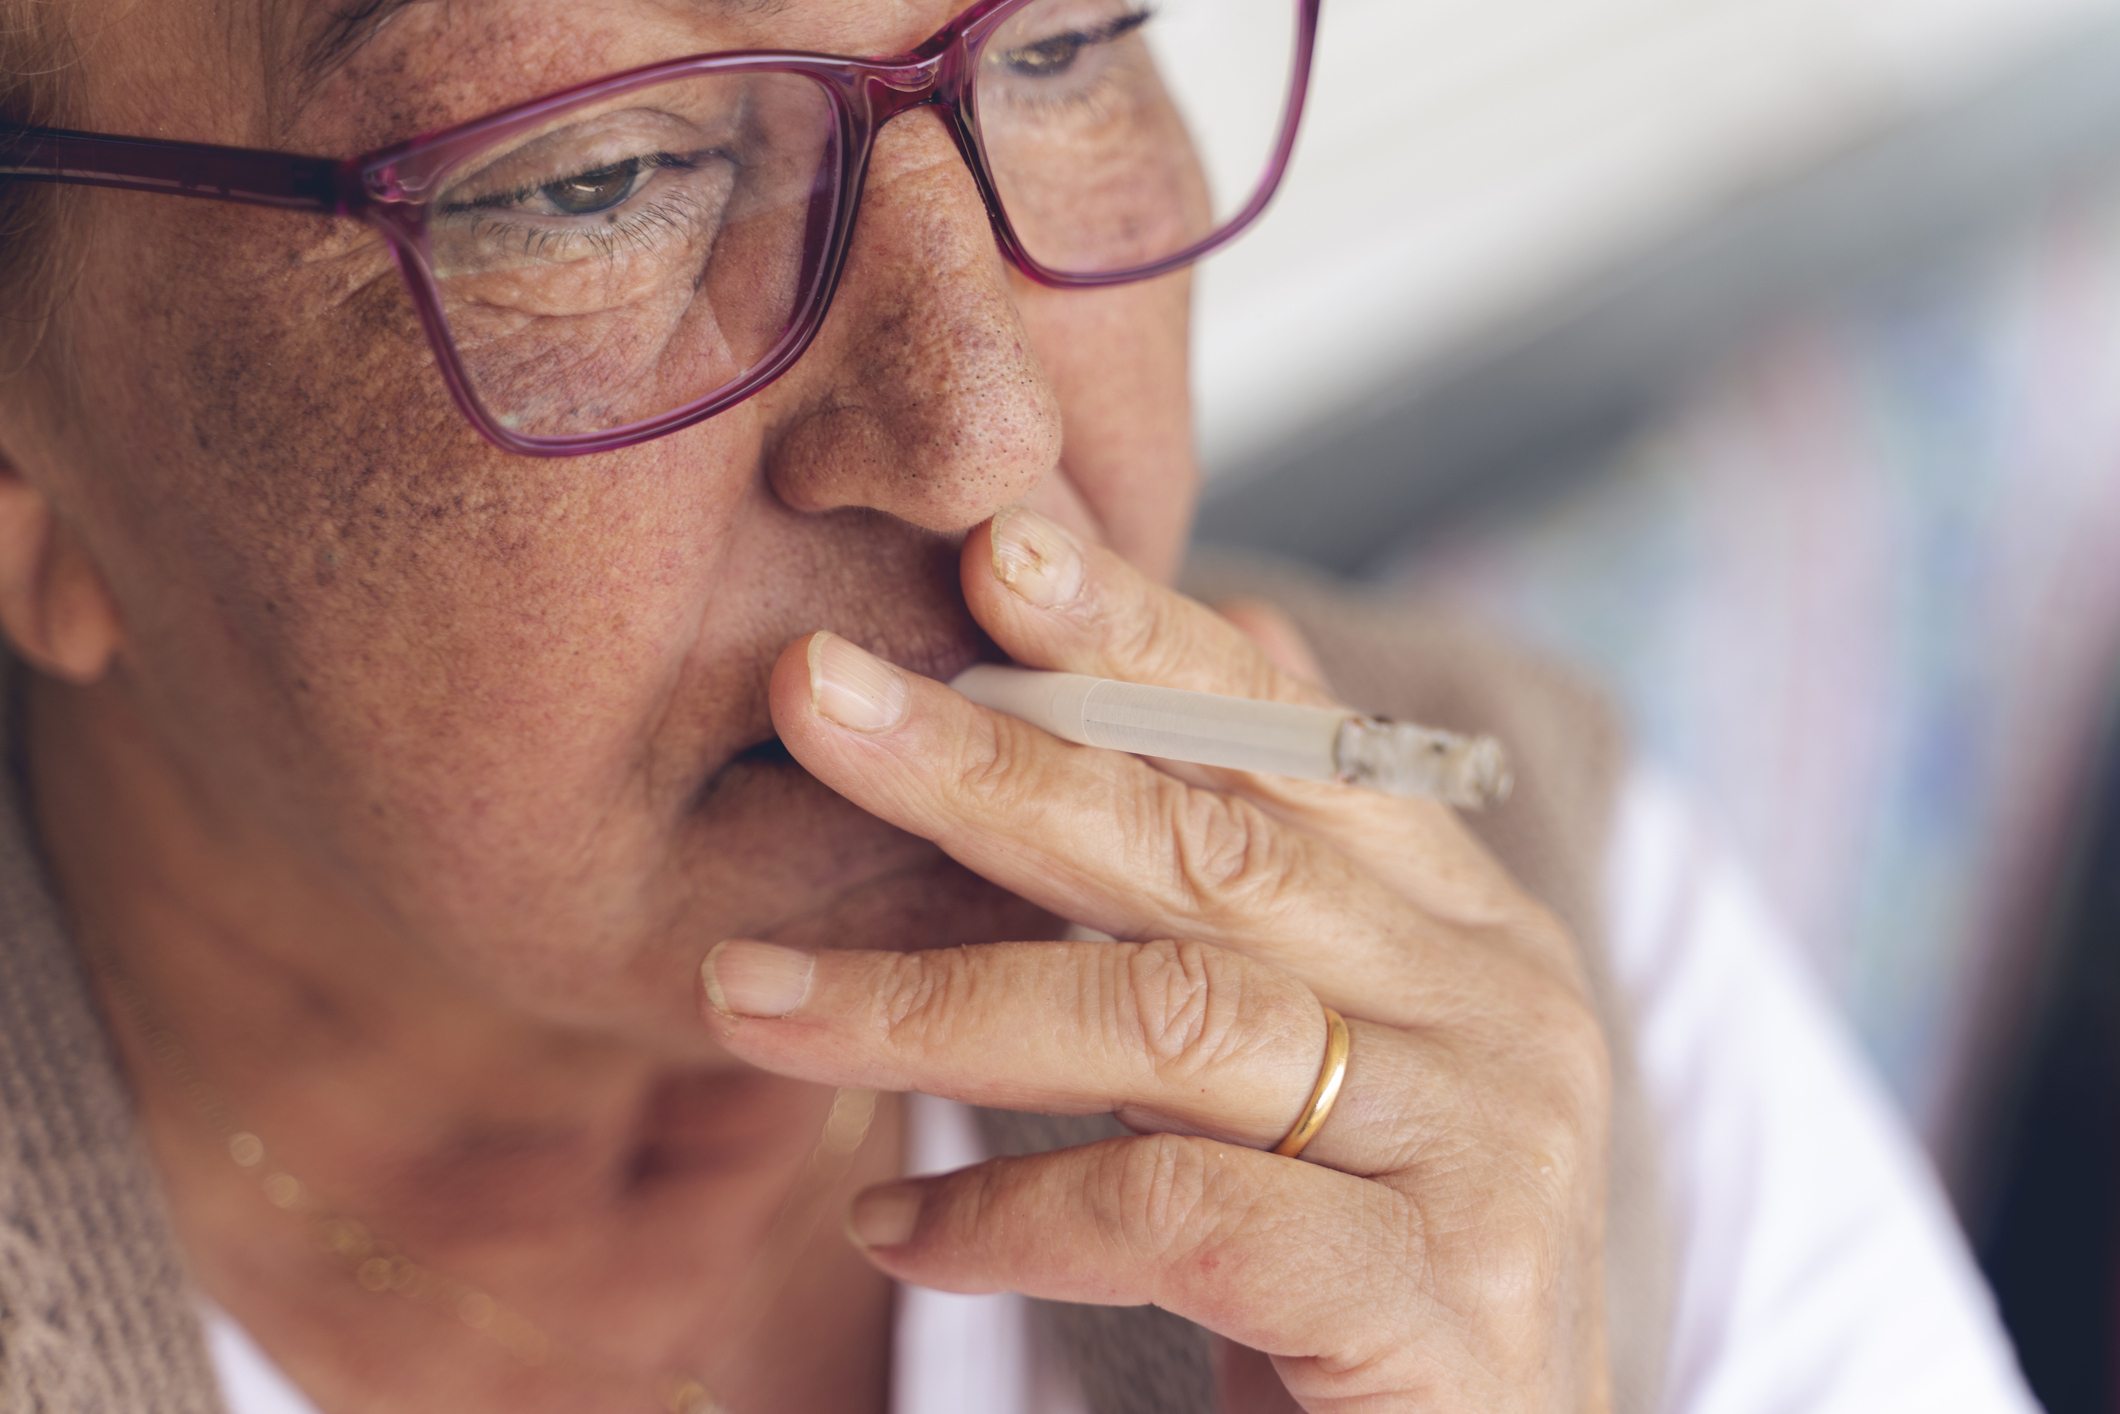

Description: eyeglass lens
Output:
[420,0,1302,442]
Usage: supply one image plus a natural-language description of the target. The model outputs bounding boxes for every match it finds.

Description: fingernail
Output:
[991,506,1085,610]
[847,1181,925,1249]
[703,940,815,1018]
[808,633,910,734]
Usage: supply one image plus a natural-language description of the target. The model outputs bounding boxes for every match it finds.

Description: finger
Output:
[1215,598,1328,688]
[966,506,1336,707]
[702,937,1446,1178]
[771,632,1534,1018]
[840,1134,1442,1408]
[963,512,1526,918]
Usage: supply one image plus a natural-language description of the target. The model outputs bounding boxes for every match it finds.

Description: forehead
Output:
[296,0,794,77]
[272,0,966,148]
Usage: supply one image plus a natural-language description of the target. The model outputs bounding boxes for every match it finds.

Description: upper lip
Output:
[720,624,993,772]
[888,631,991,686]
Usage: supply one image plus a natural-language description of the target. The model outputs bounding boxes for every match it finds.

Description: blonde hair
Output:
[0,0,77,376]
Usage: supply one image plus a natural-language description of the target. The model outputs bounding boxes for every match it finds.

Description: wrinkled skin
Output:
[0,2,1612,1412]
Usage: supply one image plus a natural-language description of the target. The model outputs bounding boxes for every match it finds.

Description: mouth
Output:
[694,570,998,811]
[731,735,797,769]
[886,629,995,687]
[715,625,986,776]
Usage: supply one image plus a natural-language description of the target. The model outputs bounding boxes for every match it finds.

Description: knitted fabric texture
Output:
[0,684,223,1412]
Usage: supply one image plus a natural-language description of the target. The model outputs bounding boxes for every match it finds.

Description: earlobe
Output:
[0,465,124,686]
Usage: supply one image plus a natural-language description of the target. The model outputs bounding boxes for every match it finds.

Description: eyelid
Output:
[430,94,740,218]
[439,151,697,218]
[993,6,1155,63]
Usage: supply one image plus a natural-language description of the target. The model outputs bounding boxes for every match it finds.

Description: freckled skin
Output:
[22,0,1193,1031]
[0,0,1196,1409]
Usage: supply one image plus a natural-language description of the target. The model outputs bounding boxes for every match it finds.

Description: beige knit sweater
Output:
[0,565,1673,1413]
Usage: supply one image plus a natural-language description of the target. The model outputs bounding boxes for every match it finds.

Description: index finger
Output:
[966,507,1335,709]
[964,510,1523,921]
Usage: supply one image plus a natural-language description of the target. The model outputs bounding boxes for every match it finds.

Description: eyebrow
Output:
[297,0,797,87]
[298,0,429,86]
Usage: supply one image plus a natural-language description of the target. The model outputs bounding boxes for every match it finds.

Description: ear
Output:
[0,460,124,685]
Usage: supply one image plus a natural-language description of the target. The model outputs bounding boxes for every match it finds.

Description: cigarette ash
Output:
[1334,717,1514,811]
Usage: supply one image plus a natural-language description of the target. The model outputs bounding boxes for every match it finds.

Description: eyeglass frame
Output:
[0,0,1321,457]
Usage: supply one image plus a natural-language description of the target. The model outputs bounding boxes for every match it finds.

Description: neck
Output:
[27,672,898,1414]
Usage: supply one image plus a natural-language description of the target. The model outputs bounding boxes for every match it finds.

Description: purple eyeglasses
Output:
[0,0,1318,457]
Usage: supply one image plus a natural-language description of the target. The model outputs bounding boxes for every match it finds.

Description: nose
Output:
[759,107,1063,533]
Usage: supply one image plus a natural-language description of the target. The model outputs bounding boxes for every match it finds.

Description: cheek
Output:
[1015,271,1197,581]
[64,197,769,895]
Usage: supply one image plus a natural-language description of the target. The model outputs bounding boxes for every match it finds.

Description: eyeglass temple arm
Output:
[0,126,348,214]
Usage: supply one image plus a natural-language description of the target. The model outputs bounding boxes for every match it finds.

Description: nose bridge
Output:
[855,53,999,238]
[863,47,948,110]
[760,52,1063,534]
[869,85,950,139]
[860,40,977,141]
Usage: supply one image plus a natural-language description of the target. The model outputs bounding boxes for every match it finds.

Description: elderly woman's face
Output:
[16,0,1196,1042]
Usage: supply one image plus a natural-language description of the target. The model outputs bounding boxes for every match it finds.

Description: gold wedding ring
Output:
[1273,1006,1350,1160]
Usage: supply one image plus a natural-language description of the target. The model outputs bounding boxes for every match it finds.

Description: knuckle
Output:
[1460,913,1614,1130]
[1474,1204,1567,1321]
[1102,941,1299,1084]
[1492,902,1587,985]
[1092,579,1300,701]
[1512,1031,1611,1171]
[871,947,977,1054]
[1155,782,1302,926]
[1102,591,1288,702]
[1379,986,1609,1192]
[1552,991,1612,1098]
[1093,1133,1230,1257]
[1099,584,1193,681]
[1103,940,1218,1067]
[951,711,1050,817]
[1403,1180,1563,1338]
[1514,967,1613,1137]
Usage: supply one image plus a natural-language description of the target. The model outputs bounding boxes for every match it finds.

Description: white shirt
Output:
[207,769,2039,1414]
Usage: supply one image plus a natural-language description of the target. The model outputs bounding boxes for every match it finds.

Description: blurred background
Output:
[1187,1,2120,1408]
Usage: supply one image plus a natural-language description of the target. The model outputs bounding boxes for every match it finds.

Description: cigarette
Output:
[948,665,1512,810]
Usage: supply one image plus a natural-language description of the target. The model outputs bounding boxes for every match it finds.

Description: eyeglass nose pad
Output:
[869,48,948,101]
[875,62,938,93]
[861,57,957,144]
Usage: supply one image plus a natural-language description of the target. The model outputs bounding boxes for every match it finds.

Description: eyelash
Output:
[996,9,1154,73]
[461,189,712,262]
[440,154,727,262]
[988,8,1156,114]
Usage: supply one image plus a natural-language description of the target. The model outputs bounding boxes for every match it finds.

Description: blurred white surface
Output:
[1194,0,2120,477]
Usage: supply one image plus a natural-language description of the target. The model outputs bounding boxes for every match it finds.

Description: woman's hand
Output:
[702,507,1613,1413]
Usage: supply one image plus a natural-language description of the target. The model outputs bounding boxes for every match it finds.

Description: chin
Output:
[469,730,1056,1046]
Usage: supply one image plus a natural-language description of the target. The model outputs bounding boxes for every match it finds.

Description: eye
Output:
[994,9,1153,80]
[540,159,646,216]
[1001,32,1088,78]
